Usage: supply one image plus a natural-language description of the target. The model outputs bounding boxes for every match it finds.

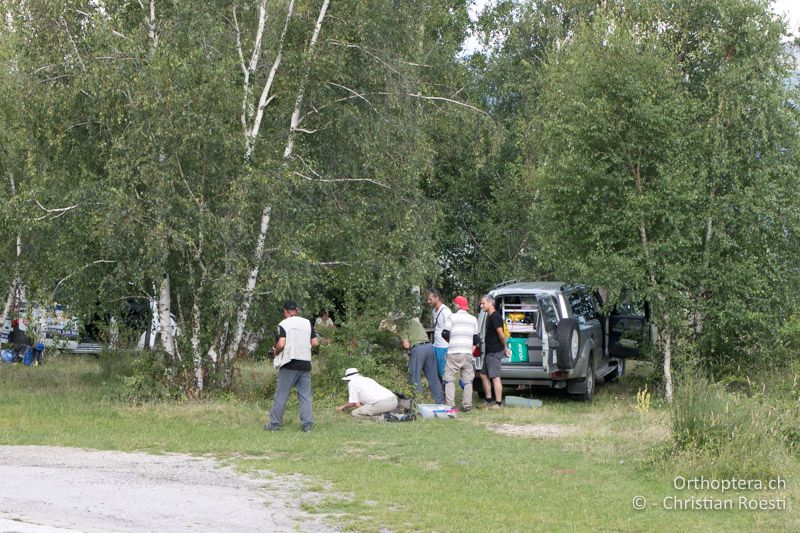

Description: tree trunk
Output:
[191,294,203,393]
[0,280,16,330]
[217,0,328,388]
[222,207,271,375]
[158,273,177,358]
[283,0,330,159]
[662,323,673,402]
[694,208,714,339]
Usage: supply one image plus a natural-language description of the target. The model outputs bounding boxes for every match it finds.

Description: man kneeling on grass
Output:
[336,368,398,419]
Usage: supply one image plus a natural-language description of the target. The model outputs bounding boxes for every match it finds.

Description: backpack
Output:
[384,392,417,422]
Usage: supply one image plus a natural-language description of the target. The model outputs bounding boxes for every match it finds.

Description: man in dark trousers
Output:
[478,294,510,409]
[265,300,319,432]
[397,315,444,404]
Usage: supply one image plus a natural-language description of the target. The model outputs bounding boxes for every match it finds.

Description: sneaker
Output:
[461,405,472,413]
[477,400,495,409]
[301,424,313,433]
[488,402,503,410]
[263,424,281,432]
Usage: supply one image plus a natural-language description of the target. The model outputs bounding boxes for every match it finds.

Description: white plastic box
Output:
[417,404,457,419]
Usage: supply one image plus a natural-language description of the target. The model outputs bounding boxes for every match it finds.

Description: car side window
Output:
[568,288,597,322]
[539,297,558,331]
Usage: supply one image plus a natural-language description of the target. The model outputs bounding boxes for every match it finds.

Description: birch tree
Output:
[532,1,800,400]
[4,0,475,395]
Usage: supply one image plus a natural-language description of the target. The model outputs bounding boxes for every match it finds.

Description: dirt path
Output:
[0,446,336,533]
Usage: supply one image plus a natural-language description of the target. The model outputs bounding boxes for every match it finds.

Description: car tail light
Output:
[550,370,569,379]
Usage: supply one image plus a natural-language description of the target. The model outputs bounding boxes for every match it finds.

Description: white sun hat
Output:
[342,368,360,381]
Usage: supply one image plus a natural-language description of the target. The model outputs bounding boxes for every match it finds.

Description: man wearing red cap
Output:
[441,295,479,411]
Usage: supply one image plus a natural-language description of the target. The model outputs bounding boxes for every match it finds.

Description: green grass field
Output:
[0,356,796,532]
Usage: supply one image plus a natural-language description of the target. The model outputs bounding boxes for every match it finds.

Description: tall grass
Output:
[668,376,794,480]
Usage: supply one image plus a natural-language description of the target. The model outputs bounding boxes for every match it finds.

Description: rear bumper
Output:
[496,365,579,382]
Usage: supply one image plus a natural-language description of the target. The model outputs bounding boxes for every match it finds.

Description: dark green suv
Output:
[475,281,646,401]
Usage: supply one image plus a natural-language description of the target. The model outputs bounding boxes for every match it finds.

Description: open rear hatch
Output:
[497,295,545,369]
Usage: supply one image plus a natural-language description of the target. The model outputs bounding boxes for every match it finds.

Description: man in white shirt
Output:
[442,296,478,412]
[427,289,452,380]
[314,310,335,330]
[336,368,398,418]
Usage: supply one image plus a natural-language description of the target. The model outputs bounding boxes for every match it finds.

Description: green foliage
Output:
[313,343,413,406]
[668,376,795,479]
[97,349,136,380]
[118,351,189,403]
[2,0,798,397]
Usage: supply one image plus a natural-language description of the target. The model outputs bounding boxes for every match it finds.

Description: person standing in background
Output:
[427,289,451,381]
[315,310,335,331]
[397,315,444,404]
[441,296,478,412]
[477,294,510,409]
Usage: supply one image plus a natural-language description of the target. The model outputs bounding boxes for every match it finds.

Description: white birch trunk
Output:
[224,207,271,365]
[148,0,158,51]
[109,316,119,350]
[192,244,208,392]
[192,295,203,392]
[283,0,330,159]
[158,273,177,358]
[0,281,16,329]
[662,325,673,402]
[3,176,21,328]
[244,0,296,161]
[219,0,329,385]
[633,163,673,399]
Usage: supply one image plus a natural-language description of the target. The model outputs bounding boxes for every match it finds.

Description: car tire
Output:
[604,359,625,383]
[575,356,595,402]
[555,318,580,369]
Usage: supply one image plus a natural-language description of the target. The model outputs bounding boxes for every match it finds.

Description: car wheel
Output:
[575,358,595,402]
[604,359,625,383]
[555,318,580,369]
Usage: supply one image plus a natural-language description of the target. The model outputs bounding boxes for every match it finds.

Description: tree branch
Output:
[293,171,390,189]
[33,199,79,221]
[52,260,116,298]
[325,81,388,122]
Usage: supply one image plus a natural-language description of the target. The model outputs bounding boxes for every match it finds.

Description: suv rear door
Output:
[608,300,646,358]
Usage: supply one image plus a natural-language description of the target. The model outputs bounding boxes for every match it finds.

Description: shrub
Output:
[667,376,794,480]
[97,349,137,379]
[312,342,413,406]
[118,350,189,403]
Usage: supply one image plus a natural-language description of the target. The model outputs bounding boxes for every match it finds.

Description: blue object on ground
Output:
[1,349,14,363]
[504,396,543,408]
[23,347,34,366]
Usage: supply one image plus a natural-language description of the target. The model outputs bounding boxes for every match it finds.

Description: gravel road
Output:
[0,446,337,533]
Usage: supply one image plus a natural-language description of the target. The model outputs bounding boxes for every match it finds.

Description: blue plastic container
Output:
[23,347,34,366]
[1,349,14,364]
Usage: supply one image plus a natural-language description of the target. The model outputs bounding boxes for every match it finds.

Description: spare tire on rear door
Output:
[555,318,580,369]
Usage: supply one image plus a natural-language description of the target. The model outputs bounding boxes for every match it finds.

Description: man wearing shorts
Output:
[478,294,510,409]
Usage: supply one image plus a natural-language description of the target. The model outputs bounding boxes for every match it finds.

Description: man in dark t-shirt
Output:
[478,295,510,409]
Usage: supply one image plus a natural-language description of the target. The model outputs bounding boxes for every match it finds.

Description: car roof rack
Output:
[492,279,520,290]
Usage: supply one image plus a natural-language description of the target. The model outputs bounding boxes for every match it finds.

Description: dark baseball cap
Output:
[283,300,298,311]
